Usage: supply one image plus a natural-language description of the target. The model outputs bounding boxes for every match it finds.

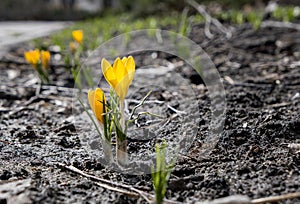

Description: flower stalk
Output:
[116,99,128,166]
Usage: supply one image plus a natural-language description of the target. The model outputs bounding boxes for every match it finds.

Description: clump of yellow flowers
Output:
[88,56,135,166]
[24,49,51,83]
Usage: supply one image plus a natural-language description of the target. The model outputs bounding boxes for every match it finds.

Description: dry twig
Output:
[56,162,181,204]
[251,192,300,204]
[56,162,300,204]
[261,20,300,31]
[186,0,232,39]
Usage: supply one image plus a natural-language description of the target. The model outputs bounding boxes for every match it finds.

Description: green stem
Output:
[117,99,128,167]
[119,100,125,132]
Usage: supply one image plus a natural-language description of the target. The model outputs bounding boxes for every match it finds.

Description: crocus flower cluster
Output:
[88,56,136,166]
[24,49,51,83]
[88,56,135,125]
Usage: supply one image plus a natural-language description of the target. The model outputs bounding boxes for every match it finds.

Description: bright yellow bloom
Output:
[24,49,40,68]
[72,30,83,44]
[88,88,107,124]
[41,50,50,69]
[101,56,135,100]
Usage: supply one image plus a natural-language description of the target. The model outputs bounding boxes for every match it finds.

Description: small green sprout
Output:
[151,141,175,204]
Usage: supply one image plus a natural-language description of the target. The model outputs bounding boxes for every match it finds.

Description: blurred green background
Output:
[0,0,299,20]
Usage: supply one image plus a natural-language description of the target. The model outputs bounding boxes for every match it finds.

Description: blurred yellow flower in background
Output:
[101,56,135,101]
[72,30,83,44]
[24,49,40,68]
[24,49,51,83]
[41,50,51,69]
[88,88,107,124]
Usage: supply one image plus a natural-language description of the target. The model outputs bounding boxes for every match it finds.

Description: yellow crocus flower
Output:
[41,50,50,69]
[88,88,107,124]
[24,49,40,68]
[101,56,135,101]
[72,30,83,44]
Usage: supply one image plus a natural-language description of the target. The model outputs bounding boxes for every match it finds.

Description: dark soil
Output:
[0,22,299,203]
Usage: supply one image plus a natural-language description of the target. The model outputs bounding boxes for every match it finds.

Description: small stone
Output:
[186,182,193,189]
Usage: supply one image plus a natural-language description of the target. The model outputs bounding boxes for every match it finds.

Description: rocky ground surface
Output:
[0,21,299,203]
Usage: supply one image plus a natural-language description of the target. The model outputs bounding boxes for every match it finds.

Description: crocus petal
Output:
[41,51,50,69]
[125,56,135,73]
[102,58,118,88]
[88,88,106,124]
[72,30,83,44]
[113,58,127,84]
[121,57,127,64]
[101,58,112,74]
[112,58,129,100]
[125,56,135,84]
[24,49,40,68]
[115,75,131,100]
[88,90,95,111]
[32,49,41,65]
[24,52,32,64]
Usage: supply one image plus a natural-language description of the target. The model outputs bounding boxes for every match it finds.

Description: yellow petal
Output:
[41,51,50,69]
[125,56,135,73]
[72,30,83,44]
[102,58,118,88]
[88,90,95,112]
[125,56,135,84]
[24,49,40,68]
[113,58,127,84]
[115,76,130,100]
[121,57,127,64]
[24,52,32,63]
[106,68,119,88]
[88,88,106,124]
[101,58,112,75]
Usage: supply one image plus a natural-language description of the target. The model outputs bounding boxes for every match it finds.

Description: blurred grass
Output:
[35,13,204,51]
[0,0,99,20]
[272,5,300,21]
[219,5,299,29]
[33,4,300,51]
